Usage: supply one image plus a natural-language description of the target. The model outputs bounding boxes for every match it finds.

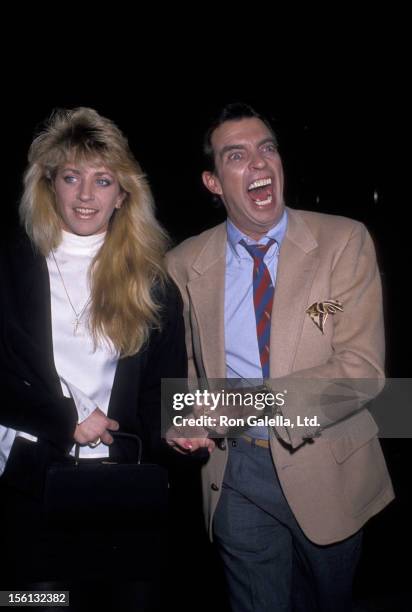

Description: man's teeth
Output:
[255,195,272,206]
[248,177,272,191]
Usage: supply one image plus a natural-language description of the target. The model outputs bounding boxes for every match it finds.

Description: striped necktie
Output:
[240,239,276,379]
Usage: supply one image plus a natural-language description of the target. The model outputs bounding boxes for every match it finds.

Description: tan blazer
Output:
[166,208,394,545]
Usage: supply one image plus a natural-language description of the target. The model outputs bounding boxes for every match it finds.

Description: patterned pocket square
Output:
[306,300,343,334]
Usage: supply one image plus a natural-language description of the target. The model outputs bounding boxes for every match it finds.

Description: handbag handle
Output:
[74,431,143,465]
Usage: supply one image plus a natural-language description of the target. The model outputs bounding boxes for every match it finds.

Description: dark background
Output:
[3,51,410,609]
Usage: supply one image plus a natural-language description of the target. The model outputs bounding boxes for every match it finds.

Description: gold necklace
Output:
[51,251,91,335]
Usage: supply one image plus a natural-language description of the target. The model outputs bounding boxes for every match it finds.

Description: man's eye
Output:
[263,143,277,153]
[228,152,242,161]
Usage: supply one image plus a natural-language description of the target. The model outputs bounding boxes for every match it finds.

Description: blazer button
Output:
[211,483,219,491]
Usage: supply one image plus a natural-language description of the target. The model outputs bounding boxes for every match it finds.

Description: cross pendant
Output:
[73,317,80,335]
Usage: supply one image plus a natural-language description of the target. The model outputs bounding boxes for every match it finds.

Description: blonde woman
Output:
[0,108,186,601]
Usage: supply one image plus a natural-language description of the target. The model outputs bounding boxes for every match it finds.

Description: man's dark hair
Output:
[203,102,278,172]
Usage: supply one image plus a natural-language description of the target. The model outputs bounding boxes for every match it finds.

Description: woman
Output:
[0,108,187,604]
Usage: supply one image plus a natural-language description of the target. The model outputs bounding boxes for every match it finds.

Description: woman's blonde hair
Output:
[19,107,170,357]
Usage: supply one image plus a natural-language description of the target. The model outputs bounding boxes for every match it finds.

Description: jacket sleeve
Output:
[0,241,78,453]
[0,368,78,452]
[137,280,188,459]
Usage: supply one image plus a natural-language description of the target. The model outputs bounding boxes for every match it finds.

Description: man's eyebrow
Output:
[219,137,277,158]
[219,144,247,158]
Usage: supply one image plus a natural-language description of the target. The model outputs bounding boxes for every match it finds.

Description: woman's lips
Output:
[73,207,99,218]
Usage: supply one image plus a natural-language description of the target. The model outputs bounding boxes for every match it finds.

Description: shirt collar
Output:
[226,209,288,260]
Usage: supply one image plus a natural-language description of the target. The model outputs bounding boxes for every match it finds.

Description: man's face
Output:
[202,118,284,240]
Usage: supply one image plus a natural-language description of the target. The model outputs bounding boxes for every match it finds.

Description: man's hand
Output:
[74,407,119,445]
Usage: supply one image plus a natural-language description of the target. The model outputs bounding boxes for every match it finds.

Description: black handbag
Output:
[42,432,169,580]
[44,432,168,529]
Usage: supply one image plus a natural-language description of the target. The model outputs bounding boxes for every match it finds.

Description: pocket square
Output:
[306,300,343,334]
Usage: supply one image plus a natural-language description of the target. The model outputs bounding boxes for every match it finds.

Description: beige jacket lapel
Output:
[270,209,319,377]
[187,224,227,379]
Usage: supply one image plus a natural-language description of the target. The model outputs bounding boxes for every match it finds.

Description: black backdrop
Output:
[3,74,410,608]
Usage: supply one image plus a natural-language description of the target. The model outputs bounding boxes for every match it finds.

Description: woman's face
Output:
[53,160,125,235]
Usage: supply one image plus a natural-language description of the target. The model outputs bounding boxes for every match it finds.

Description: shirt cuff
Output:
[60,378,97,424]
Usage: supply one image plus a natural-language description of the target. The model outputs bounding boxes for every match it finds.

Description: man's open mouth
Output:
[247,177,272,206]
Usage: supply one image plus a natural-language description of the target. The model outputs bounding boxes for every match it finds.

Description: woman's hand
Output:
[167,436,216,454]
[74,407,119,445]
[165,422,215,454]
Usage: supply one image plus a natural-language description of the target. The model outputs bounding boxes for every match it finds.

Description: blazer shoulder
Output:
[0,229,41,283]
[289,208,369,247]
[166,223,226,274]
[168,223,225,258]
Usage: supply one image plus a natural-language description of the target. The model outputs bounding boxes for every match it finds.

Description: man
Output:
[166,103,394,611]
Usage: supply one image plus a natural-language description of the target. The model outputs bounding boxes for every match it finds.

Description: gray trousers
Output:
[213,438,362,612]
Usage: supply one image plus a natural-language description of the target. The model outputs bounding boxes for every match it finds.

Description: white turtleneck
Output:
[47,230,119,457]
[10,230,119,461]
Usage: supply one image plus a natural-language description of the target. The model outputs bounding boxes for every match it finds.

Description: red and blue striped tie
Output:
[240,239,276,379]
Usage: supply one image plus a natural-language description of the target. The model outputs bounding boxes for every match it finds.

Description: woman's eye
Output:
[97,178,112,186]
[63,175,77,184]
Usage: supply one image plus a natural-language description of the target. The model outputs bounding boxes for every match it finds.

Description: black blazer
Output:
[0,230,187,496]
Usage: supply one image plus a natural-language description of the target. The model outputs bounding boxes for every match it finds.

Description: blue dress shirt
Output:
[225,210,288,439]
